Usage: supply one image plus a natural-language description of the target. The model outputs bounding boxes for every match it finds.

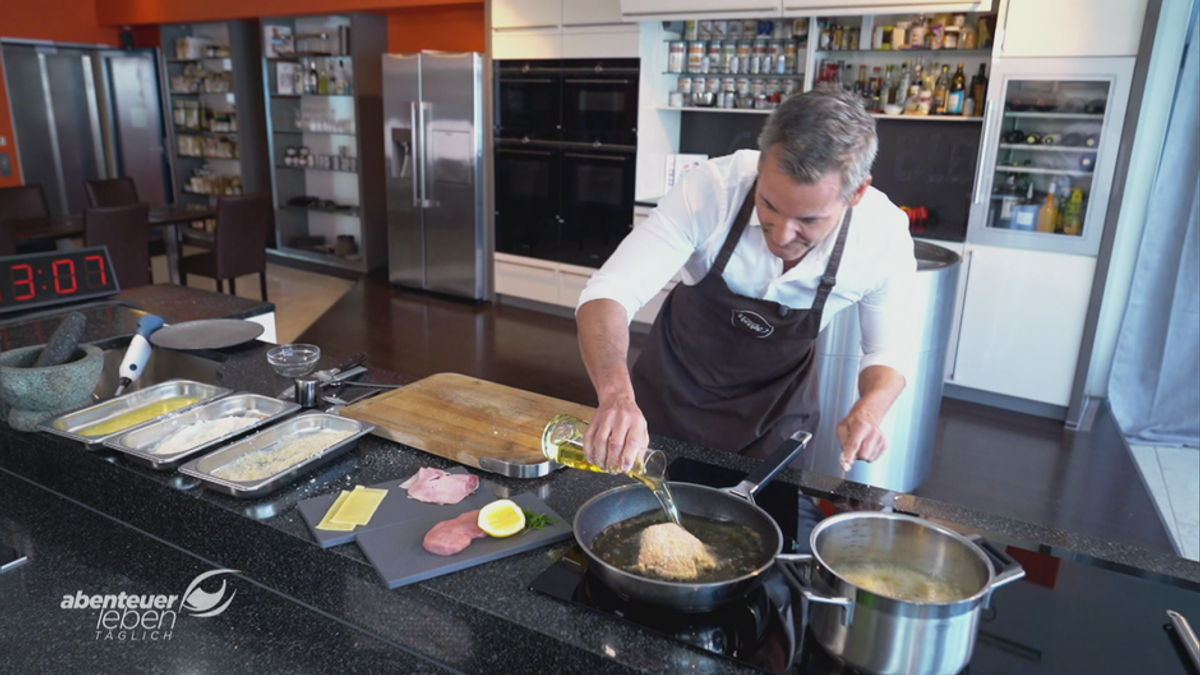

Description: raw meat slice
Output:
[423,510,487,556]
[400,467,480,505]
[633,523,717,580]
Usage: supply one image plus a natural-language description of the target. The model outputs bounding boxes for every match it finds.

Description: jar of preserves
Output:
[687,41,706,73]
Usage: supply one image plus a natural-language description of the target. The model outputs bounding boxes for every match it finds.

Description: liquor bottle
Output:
[1004,129,1026,144]
[947,63,966,115]
[871,66,883,108]
[329,61,341,95]
[970,63,988,114]
[857,64,868,96]
[934,65,950,114]
[1061,189,1085,235]
[1079,154,1097,171]
[1084,133,1099,148]
[1024,131,1041,144]
[318,62,329,95]
[884,64,896,104]
[842,62,854,90]
[306,60,319,94]
[1041,133,1061,145]
[896,62,911,106]
[1037,182,1059,233]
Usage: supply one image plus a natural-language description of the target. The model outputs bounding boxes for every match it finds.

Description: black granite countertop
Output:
[2,339,1200,674]
[115,284,274,323]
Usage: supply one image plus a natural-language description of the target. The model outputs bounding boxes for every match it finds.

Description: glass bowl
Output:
[266,343,321,378]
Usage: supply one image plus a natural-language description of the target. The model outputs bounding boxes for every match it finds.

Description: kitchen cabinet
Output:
[492,29,563,60]
[948,244,1095,406]
[784,0,992,14]
[562,0,624,26]
[493,0,561,30]
[619,0,784,21]
[561,25,640,59]
[1000,0,1147,58]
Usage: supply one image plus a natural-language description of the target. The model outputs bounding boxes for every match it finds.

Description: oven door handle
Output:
[499,78,555,84]
[498,148,555,157]
[564,78,631,85]
[563,153,631,161]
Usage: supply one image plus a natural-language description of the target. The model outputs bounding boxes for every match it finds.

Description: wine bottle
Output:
[1037,182,1059,234]
[948,63,966,115]
[1079,154,1096,171]
[1024,132,1041,145]
[1061,132,1084,147]
[1084,134,1099,147]
[1041,133,1061,145]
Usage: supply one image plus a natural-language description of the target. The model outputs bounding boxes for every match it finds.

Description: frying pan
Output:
[573,430,812,613]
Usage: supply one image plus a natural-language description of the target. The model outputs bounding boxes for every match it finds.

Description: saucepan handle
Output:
[776,553,855,627]
[726,430,812,503]
[968,534,1026,610]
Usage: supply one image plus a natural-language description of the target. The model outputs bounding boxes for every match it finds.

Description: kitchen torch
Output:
[113,315,165,396]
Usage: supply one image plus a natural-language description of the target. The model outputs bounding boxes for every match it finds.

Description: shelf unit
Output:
[261,13,387,274]
[161,21,270,219]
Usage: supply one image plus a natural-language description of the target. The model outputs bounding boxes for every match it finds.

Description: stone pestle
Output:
[33,312,88,368]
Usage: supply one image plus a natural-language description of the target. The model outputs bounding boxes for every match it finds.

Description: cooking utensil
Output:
[783,512,1026,675]
[149,319,264,350]
[340,373,595,478]
[1168,610,1200,673]
[113,314,164,396]
[278,353,367,400]
[39,379,230,446]
[572,430,811,613]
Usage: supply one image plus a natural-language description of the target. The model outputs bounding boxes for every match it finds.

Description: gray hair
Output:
[757,85,878,201]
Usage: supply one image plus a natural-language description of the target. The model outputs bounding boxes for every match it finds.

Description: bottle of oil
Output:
[1037,182,1059,233]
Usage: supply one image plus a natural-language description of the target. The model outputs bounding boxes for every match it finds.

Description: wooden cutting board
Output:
[340,373,594,475]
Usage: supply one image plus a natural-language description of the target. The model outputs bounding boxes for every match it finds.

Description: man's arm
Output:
[576,299,648,473]
[836,365,905,471]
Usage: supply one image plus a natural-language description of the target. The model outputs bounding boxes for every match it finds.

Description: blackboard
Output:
[678,112,981,242]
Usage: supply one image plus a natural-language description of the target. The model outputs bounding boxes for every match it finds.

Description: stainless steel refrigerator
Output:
[383,52,489,301]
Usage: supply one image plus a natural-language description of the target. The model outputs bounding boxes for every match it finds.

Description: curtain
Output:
[1109,9,1200,446]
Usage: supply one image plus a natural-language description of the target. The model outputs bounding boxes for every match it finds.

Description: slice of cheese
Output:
[316,491,357,531]
[330,486,388,526]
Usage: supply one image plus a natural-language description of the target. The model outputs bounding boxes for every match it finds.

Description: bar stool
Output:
[0,184,54,254]
[179,192,271,300]
[84,177,140,207]
[84,203,152,289]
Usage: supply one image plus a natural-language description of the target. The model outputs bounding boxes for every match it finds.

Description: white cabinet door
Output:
[495,256,560,304]
[492,29,562,60]
[493,0,561,30]
[562,0,624,26]
[561,26,641,58]
[783,0,991,12]
[620,0,783,21]
[1001,0,1147,57]
[949,245,1095,406]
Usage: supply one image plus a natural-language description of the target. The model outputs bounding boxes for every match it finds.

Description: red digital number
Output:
[10,264,35,301]
[84,255,108,287]
[53,259,78,294]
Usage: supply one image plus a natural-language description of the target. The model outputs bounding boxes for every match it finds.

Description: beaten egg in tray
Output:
[39,379,230,445]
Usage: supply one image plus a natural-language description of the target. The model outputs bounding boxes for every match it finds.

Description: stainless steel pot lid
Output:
[150,319,264,350]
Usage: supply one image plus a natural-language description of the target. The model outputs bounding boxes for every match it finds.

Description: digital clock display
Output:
[0,247,120,315]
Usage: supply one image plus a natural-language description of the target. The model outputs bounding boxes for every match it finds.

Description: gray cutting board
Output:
[297,468,494,548]
[356,491,573,590]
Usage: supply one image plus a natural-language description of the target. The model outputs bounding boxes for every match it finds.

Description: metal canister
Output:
[698,20,713,40]
[711,20,727,39]
[687,41,706,73]
[705,77,721,93]
[668,91,684,107]
[684,20,698,41]
[667,41,686,73]
[706,40,722,73]
[783,78,799,96]
[750,78,765,97]
[720,41,737,73]
[735,41,752,74]
[735,77,751,96]
[720,91,737,109]
[784,42,799,73]
[720,77,736,92]
[742,20,758,39]
[678,76,693,94]
[765,78,781,98]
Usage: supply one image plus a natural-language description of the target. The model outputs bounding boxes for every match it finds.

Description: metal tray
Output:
[103,394,301,470]
[177,413,375,498]
[39,379,230,446]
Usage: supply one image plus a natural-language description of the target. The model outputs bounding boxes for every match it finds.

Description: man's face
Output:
[755,144,868,262]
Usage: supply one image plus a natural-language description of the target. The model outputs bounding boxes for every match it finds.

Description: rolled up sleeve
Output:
[857,233,919,384]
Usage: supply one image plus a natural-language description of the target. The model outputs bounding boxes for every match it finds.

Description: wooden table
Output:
[8,205,216,284]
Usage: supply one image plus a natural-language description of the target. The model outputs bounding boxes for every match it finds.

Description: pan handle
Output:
[727,430,812,503]
[967,534,1026,610]
[777,553,855,627]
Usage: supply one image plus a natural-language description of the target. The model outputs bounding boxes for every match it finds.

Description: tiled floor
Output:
[1129,443,1200,561]
[151,255,354,343]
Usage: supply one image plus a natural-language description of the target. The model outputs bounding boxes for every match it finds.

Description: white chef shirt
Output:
[577,149,919,383]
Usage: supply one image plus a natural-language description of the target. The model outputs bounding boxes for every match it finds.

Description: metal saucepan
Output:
[573,430,813,613]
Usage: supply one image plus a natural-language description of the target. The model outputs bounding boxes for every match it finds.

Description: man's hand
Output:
[836,407,888,471]
[583,395,649,473]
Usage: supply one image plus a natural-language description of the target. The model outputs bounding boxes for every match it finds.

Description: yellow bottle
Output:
[1037,182,1059,234]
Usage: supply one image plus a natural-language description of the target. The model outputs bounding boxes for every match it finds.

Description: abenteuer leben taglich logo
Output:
[60,568,240,641]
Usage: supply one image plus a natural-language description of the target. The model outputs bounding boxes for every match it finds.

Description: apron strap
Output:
[809,206,853,316]
[712,179,759,276]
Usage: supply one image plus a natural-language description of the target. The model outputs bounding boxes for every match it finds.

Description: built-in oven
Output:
[494,139,561,261]
[560,59,639,138]
[558,139,637,268]
[495,60,561,139]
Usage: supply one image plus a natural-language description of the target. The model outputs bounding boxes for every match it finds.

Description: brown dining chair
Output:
[84,203,152,289]
[0,184,51,221]
[84,177,139,207]
[179,192,271,300]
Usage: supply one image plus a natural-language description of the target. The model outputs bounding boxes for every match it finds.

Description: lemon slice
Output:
[477,499,526,538]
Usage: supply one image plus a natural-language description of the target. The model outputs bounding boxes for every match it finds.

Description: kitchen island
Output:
[2,330,1199,673]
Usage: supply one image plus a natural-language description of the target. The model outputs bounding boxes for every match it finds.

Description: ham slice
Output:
[423,510,487,556]
[399,467,480,505]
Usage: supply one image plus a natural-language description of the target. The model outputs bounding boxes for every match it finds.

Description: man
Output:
[575,86,917,474]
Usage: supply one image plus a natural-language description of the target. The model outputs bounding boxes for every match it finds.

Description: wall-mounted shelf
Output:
[1004,112,1105,120]
[994,166,1095,178]
[998,143,1094,153]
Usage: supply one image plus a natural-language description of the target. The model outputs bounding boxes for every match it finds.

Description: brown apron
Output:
[630,180,852,459]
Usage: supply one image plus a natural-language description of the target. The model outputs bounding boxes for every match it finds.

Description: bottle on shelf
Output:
[896,61,911,107]
[1061,189,1085,235]
[934,65,950,114]
[318,62,329,95]
[970,63,988,114]
[339,59,351,94]
[1037,182,1059,233]
[948,63,966,115]
[1061,132,1084,147]
[1041,133,1061,145]
[870,66,883,110]
[1079,154,1097,171]
[1084,133,1099,147]
[857,64,868,96]
[884,64,896,105]
[1024,131,1042,145]
[306,59,318,95]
